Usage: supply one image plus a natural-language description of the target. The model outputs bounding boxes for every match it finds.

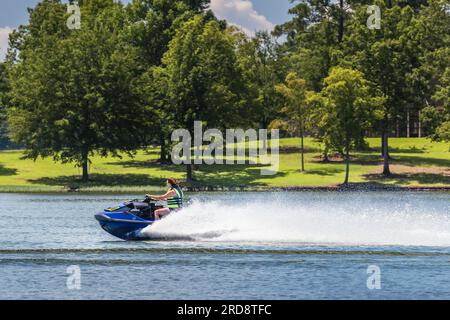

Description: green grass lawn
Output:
[0,138,448,192]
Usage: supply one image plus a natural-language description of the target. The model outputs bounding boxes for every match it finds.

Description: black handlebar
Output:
[144,196,158,203]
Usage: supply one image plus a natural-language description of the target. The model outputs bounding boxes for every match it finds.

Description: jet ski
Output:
[95,197,163,241]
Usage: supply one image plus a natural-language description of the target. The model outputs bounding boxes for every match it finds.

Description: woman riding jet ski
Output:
[95,178,184,240]
[147,178,184,220]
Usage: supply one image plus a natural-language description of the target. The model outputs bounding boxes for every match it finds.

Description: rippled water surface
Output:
[0,192,449,299]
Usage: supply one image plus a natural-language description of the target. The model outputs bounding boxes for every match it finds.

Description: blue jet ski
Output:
[95,197,163,240]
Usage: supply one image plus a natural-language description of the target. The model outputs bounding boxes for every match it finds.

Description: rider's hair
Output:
[167,178,179,187]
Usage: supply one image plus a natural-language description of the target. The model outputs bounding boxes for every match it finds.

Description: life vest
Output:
[167,186,184,209]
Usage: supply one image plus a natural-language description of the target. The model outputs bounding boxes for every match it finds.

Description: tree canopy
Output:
[311,67,384,184]
[161,15,245,180]
[7,0,146,181]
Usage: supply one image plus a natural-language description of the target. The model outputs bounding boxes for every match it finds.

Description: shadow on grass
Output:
[312,153,380,166]
[389,155,450,168]
[0,164,17,176]
[189,163,288,187]
[143,149,160,156]
[313,151,450,168]
[104,159,285,186]
[279,146,322,154]
[30,174,166,187]
[306,168,345,176]
[351,153,383,165]
[364,173,450,185]
[28,163,285,188]
[388,147,426,154]
[105,159,185,170]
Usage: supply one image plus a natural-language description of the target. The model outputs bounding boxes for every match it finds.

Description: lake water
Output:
[0,192,449,300]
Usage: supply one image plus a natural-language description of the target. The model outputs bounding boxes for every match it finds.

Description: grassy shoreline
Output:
[0,138,449,193]
[0,184,448,194]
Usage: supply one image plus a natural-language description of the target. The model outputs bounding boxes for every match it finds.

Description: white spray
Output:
[142,194,450,247]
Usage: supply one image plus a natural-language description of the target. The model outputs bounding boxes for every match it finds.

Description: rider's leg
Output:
[154,208,170,220]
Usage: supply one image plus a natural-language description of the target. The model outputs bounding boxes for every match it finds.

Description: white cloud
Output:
[0,27,13,61]
[210,0,275,36]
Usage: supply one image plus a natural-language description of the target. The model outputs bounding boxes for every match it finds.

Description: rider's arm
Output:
[147,190,176,201]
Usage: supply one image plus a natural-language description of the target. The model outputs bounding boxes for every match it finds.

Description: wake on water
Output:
[141,197,450,246]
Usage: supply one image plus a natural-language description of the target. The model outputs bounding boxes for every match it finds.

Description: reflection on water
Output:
[0,192,449,299]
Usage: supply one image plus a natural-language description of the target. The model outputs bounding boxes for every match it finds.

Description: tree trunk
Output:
[323,145,329,163]
[261,119,268,150]
[418,110,422,138]
[159,134,168,163]
[382,131,390,176]
[81,150,89,182]
[186,164,193,182]
[344,141,350,186]
[407,109,410,138]
[299,119,305,172]
[381,119,390,159]
[396,119,400,138]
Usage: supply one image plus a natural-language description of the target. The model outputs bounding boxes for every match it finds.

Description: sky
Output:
[0,0,293,61]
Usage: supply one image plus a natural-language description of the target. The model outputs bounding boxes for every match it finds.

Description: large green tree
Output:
[162,15,245,181]
[343,2,423,175]
[409,0,450,142]
[237,31,283,130]
[136,65,174,162]
[125,0,215,161]
[311,67,384,185]
[7,0,147,181]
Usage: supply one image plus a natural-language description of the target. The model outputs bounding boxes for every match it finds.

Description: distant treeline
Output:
[0,0,448,184]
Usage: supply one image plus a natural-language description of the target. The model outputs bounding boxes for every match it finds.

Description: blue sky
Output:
[0,0,293,60]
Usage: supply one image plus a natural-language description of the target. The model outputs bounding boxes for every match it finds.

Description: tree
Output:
[125,0,212,66]
[136,65,174,162]
[409,0,450,142]
[421,67,450,142]
[125,0,215,161]
[432,67,450,141]
[273,0,354,47]
[274,0,356,90]
[162,15,245,181]
[312,67,384,185]
[344,2,421,175]
[6,0,70,64]
[276,72,310,171]
[7,0,147,182]
[236,31,284,147]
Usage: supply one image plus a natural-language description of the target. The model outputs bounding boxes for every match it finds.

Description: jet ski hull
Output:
[95,212,154,241]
